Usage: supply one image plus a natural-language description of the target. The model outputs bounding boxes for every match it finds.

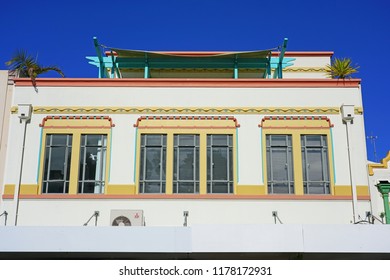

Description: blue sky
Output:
[1,0,389,161]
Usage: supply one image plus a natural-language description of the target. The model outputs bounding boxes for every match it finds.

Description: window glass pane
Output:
[304,135,322,147]
[266,135,293,194]
[51,134,68,146]
[207,147,211,181]
[49,147,66,179]
[301,135,330,195]
[146,134,163,146]
[47,181,65,193]
[139,134,166,193]
[87,135,105,146]
[212,147,228,180]
[306,149,324,181]
[211,135,228,146]
[42,134,72,194]
[271,149,288,180]
[270,135,288,146]
[207,135,233,194]
[177,182,197,193]
[144,182,161,193]
[196,147,200,180]
[178,148,194,180]
[178,135,195,146]
[173,135,199,193]
[272,183,290,194]
[212,182,229,193]
[145,148,162,180]
[78,134,107,194]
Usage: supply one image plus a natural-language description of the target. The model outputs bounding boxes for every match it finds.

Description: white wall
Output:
[1,198,371,226]
[2,82,371,226]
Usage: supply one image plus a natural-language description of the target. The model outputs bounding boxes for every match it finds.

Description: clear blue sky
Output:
[2,0,389,161]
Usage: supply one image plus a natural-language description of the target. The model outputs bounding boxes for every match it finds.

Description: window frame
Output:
[262,117,334,195]
[301,134,331,194]
[207,134,234,194]
[41,134,73,194]
[135,118,238,195]
[173,134,200,194]
[266,134,294,194]
[138,134,167,194]
[78,134,108,194]
[38,117,112,195]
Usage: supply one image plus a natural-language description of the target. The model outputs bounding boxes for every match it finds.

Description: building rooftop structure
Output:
[87,37,293,79]
[0,39,389,259]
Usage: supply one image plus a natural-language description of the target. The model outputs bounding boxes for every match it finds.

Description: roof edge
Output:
[14,78,361,88]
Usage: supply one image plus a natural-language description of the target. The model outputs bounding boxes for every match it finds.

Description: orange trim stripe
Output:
[136,126,236,129]
[105,50,334,57]
[42,126,112,129]
[14,78,361,88]
[134,115,240,128]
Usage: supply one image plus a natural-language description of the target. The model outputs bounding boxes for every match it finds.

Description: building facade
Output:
[0,44,376,228]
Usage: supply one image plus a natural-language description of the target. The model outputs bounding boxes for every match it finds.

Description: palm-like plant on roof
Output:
[325,57,359,79]
[5,49,64,90]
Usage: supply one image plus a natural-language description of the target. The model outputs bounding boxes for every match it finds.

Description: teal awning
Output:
[88,37,293,78]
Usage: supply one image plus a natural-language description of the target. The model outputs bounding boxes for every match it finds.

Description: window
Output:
[301,135,330,194]
[139,134,167,193]
[39,116,113,195]
[42,134,72,193]
[78,134,107,194]
[266,135,294,194]
[135,116,238,195]
[173,134,199,193]
[207,134,233,193]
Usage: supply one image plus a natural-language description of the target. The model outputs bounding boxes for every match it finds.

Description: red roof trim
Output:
[14,78,361,88]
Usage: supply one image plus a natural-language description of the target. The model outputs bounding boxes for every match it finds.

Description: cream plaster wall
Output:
[1,199,371,226]
[2,81,371,226]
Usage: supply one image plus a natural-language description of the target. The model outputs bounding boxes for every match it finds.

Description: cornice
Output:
[13,78,361,88]
[10,106,364,115]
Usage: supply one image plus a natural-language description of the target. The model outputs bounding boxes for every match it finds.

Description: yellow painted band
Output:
[334,185,370,196]
[236,185,266,195]
[3,184,39,195]
[368,151,390,176]
[106,185,136,195]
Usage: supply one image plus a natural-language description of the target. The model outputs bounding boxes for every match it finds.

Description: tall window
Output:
[173,134,200,193]
[301,135,330,194]
[207,134,233,193]
[266,135,294,194]
[42,134,72,193]
[78,134,107,194]
[139,134,167,193]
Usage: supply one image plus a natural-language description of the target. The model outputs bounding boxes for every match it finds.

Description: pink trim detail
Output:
[258,116,334,128]
[39,116,115,127]
[134,116,240,128]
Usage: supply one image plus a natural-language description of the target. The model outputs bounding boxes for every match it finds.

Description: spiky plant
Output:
[5,49,64,89]
[325,58,359,79]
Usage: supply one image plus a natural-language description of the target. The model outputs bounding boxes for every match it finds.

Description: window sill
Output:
[2,194,370,200]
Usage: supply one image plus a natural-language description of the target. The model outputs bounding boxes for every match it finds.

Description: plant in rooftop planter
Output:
[5,49,64,91]
[325,57,359,79]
